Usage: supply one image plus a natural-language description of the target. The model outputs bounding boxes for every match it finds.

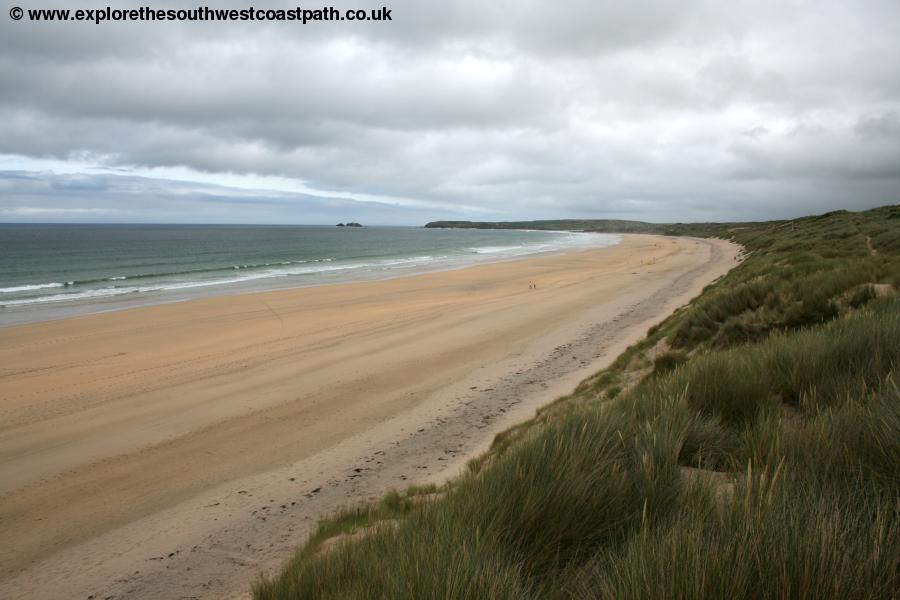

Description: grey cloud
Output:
[855,111,900,140]
[0,0,898,223]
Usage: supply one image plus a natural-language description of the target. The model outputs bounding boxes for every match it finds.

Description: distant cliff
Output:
[425,219,741,236]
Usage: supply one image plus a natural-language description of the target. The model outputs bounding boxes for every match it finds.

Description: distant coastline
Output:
[425,217,746,236]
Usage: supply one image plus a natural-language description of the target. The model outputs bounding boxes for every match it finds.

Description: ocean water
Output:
[0,224,620,325]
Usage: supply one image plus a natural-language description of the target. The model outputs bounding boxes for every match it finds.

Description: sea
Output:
[0,224,621,325]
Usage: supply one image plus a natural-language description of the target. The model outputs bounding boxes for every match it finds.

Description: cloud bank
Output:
[1,0,898,223]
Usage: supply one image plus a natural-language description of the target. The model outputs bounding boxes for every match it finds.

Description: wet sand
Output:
[0,234,739,599]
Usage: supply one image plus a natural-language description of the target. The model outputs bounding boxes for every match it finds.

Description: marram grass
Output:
[254,205,900,600]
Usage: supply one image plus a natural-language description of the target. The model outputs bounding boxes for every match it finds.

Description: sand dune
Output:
[0,234,738,599]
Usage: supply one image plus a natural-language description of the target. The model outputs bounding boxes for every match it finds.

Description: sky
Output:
[1,0,899,225]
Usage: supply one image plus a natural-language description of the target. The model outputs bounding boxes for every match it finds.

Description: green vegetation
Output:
[256,205,900,600]
[425,218,732,236]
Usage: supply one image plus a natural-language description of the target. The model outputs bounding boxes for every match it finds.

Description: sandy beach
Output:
[0,234,739,600]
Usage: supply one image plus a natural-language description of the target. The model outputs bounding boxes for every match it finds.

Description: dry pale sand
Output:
[0,234,739,600]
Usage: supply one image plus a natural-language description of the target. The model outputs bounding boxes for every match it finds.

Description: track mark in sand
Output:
[866,235,877,256]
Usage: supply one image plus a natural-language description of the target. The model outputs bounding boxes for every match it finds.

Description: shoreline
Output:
[0,230,617,328]
[0,234,740,600]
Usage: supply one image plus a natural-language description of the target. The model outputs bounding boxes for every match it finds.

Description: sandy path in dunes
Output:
[0,235,739,600]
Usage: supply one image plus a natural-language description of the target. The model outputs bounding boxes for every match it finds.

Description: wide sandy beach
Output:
[0,234,738,599]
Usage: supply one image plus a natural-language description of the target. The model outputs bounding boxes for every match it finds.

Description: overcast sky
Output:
[1,0,899,225]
